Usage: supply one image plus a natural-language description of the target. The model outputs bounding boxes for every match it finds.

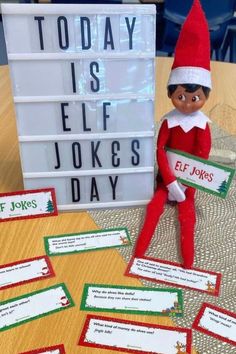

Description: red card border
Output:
[0,188,58,222]
[192,302,236,346]
[19,344,65,354]
[78,314,192,354]
[0,255,55,290]
[125,256,221,297]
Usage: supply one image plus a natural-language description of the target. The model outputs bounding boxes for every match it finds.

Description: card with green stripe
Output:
[80,284,183,317]
[167,148,235,198]
[0,283,74,331]
[44,228,131,256]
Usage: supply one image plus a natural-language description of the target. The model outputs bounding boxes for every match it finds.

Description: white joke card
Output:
[0,188,57,222]
[166,148,235,199]
[193,303,236,346]
[0,256,55,290]
[126,257,221,296]
[0,283,74,331]
[20,344,65,354]
[80,284,183,317]
[78,315,192,354]
[44,228,131,256]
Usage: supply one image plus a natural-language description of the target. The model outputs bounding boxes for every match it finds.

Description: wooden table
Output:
[0,57,235,354]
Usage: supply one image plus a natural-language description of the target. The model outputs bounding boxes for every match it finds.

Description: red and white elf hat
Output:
[167,0,212,89]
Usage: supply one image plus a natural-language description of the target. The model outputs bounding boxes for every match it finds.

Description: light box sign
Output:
[2,4,155,210]
[2,4,156,210]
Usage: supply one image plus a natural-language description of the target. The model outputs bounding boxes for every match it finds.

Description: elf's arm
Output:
[157,119,185,202]
[193,123,211,159]
[157,119,175,185]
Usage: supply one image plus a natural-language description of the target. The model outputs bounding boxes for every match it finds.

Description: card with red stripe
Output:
[0,256,55,290]
[192,303,236,346]
[78,314,192,354]
[0,188,57,222]
[19,344,65,354]
[125,256,221,296]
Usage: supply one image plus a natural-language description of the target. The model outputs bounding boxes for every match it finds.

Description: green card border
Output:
[0,283,74,332]
[166,148,235,199]
[44,228,131,256]
[80,283,183,317]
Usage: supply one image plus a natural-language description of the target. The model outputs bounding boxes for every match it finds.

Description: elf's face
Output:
[169,86,207,115]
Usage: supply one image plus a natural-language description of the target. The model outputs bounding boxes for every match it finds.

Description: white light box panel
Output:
[2,3,156,210]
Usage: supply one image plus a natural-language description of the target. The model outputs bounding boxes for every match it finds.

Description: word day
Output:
[71,175,118,202]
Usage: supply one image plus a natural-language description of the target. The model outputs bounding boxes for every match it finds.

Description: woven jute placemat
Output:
[89,115,236,354]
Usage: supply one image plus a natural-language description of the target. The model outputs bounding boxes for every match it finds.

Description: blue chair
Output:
[221,17,236,62]
[159,0,236,60]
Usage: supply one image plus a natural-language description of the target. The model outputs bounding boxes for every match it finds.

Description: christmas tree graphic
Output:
[46,199,54,213]
[217,179,227,195]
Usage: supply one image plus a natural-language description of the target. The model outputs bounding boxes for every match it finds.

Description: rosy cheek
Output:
[175,99,182,105]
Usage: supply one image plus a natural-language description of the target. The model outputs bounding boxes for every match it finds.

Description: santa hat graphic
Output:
[167,0,212,89]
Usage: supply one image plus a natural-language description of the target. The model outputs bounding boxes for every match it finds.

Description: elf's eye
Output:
[178,94,186,101]
[192,95,200,102]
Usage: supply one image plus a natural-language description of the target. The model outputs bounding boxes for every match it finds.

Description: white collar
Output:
[164,109,211,133]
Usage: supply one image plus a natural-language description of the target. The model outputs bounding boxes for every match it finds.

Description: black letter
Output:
[34,16,45,50]
[81,17,91,50]
[91,141,102,167]
[72,142,82,168]
[82,103,91,132]
[57,16,69,50]
[109,176,118,200]
[71,178,80,202]
[54,142,61,169]
[131,139,140,166]
[111,141,120,167]
[104,17,114,50]
[90,177,100,201]
[71,62,77,93]
[125,17,136,50]
[103,102,111,131]
[61,103,71,132]
[90,61,100,92]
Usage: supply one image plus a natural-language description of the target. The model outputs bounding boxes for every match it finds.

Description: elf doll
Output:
[133,0,212,268]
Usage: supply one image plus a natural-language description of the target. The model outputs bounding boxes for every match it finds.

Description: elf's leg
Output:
[133,183,168,257]
[177,187,196,268]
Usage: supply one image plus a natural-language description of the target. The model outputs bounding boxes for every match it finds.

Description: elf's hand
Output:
[167,180,186,202]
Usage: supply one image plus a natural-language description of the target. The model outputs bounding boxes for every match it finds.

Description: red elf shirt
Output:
[157,109,211,187]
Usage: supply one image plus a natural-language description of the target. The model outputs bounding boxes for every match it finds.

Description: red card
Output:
[192,303,236,346]
[78,314,192,354]
[125,256,221,296]
[19,344,65,354]
[0,256,55,290]
[0,188,58,222]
